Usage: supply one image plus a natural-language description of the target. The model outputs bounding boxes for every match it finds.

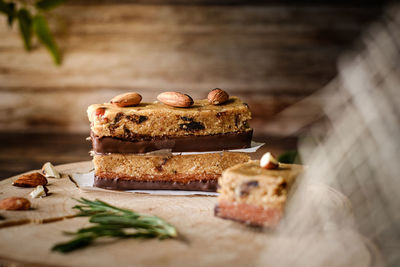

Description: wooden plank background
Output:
[0,2,382,135]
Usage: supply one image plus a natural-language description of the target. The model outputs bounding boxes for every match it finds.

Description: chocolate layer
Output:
[91,130,252,153]
[94,176,218,192]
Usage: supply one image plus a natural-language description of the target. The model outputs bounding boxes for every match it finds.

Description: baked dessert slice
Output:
[87,91,254,192]
[215,160,302,226]
[93,152,250,192]
[87,97,252,153]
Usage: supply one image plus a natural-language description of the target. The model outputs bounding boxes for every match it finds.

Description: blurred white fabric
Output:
[260,4,400,267]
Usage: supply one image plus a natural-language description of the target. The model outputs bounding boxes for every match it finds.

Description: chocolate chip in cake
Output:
[235,114,240,127]
[126,114,148,124]
[236,180,259,197]
[114,112,124,123]
[179,121,205,131]
[273,182,287,196]
[123,126,133,139]
[180,116,194,122]
[216,112,226,118]
[138,116,148,123]
[155,157,170,172]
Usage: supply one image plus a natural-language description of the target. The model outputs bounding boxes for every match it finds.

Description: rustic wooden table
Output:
[0,133,298,181]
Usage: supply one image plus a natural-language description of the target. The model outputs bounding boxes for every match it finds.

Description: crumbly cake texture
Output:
[215,161,303,226]
[87,97,252,139]
[93,152,250,191]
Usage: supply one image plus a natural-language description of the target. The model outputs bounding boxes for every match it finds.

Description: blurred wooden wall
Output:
[0,1,382,137]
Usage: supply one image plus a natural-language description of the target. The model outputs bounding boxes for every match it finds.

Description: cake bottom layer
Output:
[93,152,250,191]
[94,175,218,191]
[214,200,283,227]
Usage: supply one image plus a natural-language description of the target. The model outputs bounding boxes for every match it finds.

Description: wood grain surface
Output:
[0,162,376,267]
[0,3,381,135]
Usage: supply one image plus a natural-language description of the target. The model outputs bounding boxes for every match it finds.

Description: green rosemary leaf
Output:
[52,198,177,253]
[0,0,15,26]
[17,8,32,51]
[52,232,97,253]
[278,150,301,164]
[33,14,61,65]
[35,0,65,11]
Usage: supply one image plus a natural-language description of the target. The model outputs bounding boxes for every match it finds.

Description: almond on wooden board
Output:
[13,172,48,188]
[111,92,142,107]
[0,197,31,210]
[207,88,229,105]
[157,92,194,108]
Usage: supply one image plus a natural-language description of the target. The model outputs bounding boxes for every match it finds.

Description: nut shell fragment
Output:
[260,152,279,169]
[30,185,49,198]
[13,172,48,188]
[111,92,142,107]
[0,197,31,210]
[42,162,60,179]
[157,92,194,108]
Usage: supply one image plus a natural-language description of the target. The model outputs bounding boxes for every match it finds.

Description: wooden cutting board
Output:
[0,162,379,267]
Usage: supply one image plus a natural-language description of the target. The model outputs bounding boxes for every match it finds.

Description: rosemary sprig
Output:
[52,198,177,253]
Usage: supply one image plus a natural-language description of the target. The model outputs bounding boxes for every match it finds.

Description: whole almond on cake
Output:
[157,92,194,108]
[208,88,229,105]
[111,92,142,107]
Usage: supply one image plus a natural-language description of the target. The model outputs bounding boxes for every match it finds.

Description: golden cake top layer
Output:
[218,160,303,208]
[88,97,252,138]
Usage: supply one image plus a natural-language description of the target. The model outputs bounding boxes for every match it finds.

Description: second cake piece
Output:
[215,160,303,226]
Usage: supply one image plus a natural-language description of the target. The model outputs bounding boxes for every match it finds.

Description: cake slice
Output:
[215,160,302,226]
[87,97,252,153]
[93,152,250,192]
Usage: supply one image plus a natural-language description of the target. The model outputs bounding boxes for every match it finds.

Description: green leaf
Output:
[33,14,61,65]
[35,0,65,11]
[17,8,32,51]
[52,198,177,253]
[0,1,16,26]
[52,233,96,253]
[278,150,301,164]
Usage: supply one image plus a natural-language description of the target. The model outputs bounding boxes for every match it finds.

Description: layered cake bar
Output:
[87,96,252,153]
[93,152,249,191]
[215,157,302,226]
[87,90,253,191]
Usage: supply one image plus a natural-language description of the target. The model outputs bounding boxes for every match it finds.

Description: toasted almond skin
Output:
[13,172,48,188]
[157,92,194,108]
[111,92,142,107]
[208,88,229,105]
[0,197,31,210]
[262,161,279,169]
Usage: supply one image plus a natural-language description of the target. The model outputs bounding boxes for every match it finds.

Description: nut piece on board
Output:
[13,172,48,187]
[30,185,49,199]
[260,152,279,169]
[42,162,60,179]
[208,88,229,105]
[157,92,194,108]
[111,92,142,107]
[0,197,31,210]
